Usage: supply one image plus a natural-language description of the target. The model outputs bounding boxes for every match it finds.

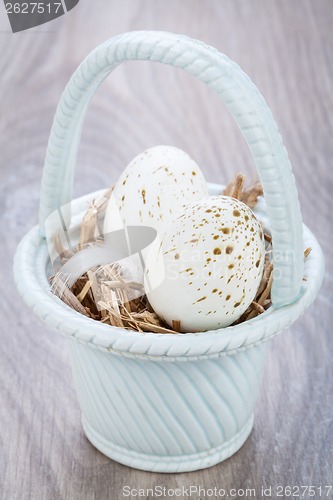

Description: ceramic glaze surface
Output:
[14,185,324,472]
[69,339,267,472]
[13,32,325,472]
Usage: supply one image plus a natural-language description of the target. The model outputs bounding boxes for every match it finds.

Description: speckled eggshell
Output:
[104,145,208,235]
[144,195,265,332]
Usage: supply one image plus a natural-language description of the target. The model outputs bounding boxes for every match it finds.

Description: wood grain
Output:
[1,1,332,499]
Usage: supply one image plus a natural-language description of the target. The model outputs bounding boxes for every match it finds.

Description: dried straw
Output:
[223,174,263,208]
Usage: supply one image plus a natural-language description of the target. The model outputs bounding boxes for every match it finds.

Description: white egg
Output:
[144,196,265,332]
[103,145,208,235]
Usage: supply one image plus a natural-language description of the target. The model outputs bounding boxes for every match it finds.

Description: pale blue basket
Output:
[13,32,324,472]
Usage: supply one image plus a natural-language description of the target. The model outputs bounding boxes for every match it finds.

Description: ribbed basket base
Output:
[82,414,254,473]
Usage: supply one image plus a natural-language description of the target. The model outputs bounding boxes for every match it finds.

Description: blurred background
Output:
[1,1,332,499]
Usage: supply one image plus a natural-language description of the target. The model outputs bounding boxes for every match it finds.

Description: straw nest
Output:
[50,175,311,334]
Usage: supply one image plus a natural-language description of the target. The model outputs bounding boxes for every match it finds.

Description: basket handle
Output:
[39,31,304,308]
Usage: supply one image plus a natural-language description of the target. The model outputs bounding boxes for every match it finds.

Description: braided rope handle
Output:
[39,31,303,308]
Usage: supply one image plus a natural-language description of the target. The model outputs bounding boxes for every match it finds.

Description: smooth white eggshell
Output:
[144,195,265,332]
[103,145,208,235]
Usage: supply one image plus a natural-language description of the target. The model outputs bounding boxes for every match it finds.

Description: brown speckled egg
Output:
[144,195,265,332]
[104,145,208,235]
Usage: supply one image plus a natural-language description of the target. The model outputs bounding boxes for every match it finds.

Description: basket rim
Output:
[13,187,325,361]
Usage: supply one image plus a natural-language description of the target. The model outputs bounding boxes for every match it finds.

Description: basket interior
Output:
[14,183,324,359]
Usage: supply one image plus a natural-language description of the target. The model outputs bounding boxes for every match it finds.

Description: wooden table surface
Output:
[1,1,332,499]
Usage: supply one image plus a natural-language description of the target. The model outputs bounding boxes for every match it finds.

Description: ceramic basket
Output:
[13,31,324,473]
